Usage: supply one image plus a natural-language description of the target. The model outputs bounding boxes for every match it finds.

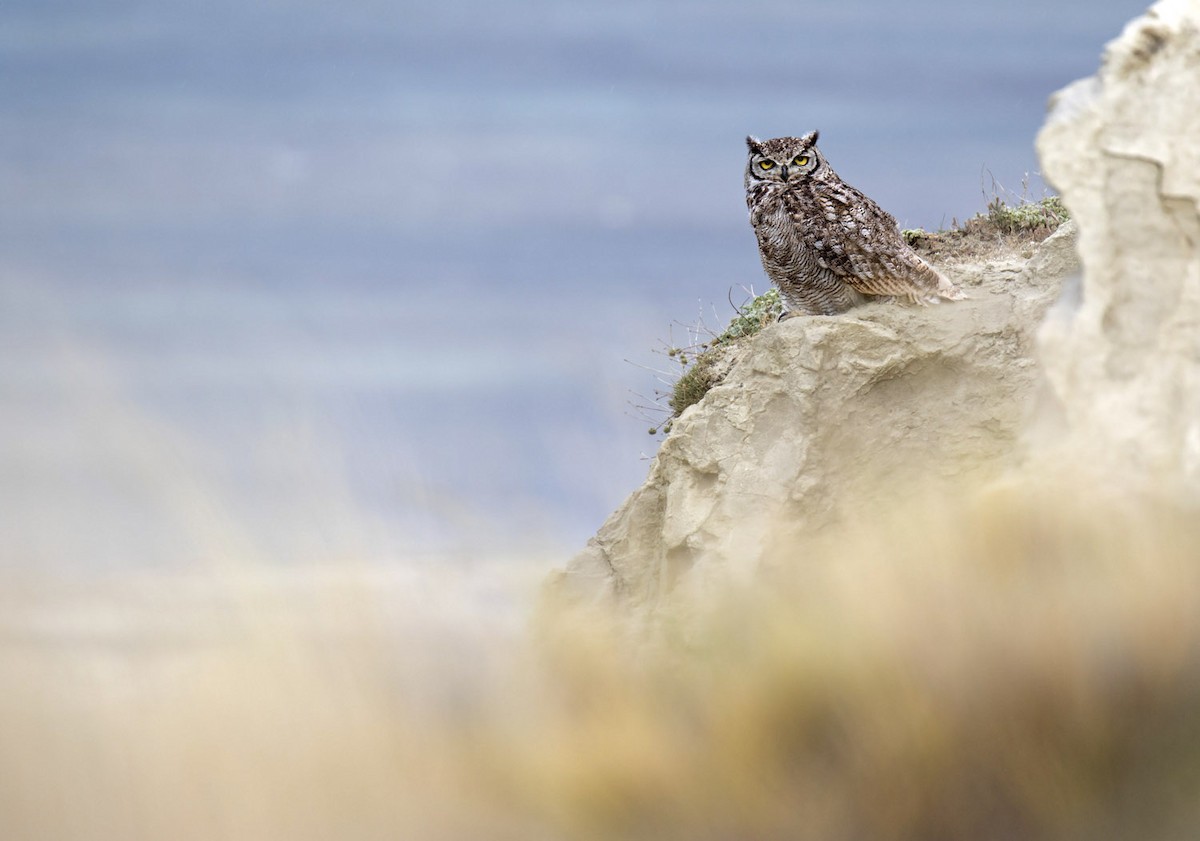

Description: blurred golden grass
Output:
[2,476,1199,840]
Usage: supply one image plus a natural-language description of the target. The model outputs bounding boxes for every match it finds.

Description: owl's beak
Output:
[779,164,790,182]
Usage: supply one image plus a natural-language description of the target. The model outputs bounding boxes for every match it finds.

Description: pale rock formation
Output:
[554,0,1200,616]
[555,225,1078,614]
[1036,0,1200,498]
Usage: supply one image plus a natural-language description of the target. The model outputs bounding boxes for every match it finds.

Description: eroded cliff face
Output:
[554,0,1200,619]
[1036,0,1200,497]
[555,226,1078,615]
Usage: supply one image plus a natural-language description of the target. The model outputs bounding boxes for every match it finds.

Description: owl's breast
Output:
[749,186,817,276]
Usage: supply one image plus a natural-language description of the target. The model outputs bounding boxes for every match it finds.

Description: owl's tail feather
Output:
[918,261,967,303]
[934,269,967,301]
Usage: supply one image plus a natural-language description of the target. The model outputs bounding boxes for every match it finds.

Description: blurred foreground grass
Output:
[2,476,1199,840]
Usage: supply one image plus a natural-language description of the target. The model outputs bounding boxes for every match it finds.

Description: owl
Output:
[745,131,964,316]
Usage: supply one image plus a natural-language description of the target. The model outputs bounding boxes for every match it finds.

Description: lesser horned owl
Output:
[745,131,964,316]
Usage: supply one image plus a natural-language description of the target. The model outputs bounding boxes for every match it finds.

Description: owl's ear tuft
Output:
[746,135,764,154]
[799,129,820,148]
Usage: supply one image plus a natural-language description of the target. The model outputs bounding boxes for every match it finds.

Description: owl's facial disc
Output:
[749,143,817,182]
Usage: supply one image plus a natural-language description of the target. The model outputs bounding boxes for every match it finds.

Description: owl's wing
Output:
[794,184,944,298]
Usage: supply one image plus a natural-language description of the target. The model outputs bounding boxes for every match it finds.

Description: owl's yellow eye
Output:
[758,160,775,170]
[793,155,809,166]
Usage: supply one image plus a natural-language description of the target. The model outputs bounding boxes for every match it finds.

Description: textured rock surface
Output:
[554,225,1078,615]
[1036,0,1200,497]
[554,0,1200,619]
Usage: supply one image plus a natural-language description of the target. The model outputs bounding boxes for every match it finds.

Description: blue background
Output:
[0,0,1147,569]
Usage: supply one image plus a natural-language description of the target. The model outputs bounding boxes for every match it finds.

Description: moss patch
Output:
[668,354,721,417]
[708,287,783,347]
[657,288,783,431]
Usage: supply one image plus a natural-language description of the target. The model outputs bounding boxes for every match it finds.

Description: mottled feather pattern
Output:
[747,179,861,315]
[745,132,963,315]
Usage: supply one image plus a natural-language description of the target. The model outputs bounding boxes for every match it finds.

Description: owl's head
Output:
[745,131,822,185]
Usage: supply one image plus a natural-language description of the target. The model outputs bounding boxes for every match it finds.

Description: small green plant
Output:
[968,171,1069,237]
[650,288,783,432]
[983,194,1069,234]
[906,187,1070,264]
[668,354,720,417]
[710,287,783,346]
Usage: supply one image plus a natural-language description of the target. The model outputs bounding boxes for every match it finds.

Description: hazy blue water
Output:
[1,0,1147,568]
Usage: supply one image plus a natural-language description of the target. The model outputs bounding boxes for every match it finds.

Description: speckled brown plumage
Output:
[745,131,964,316]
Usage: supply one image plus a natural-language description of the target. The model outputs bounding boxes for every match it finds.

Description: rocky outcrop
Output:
[1035,0,1200,498]
[555,226,1078,615]
[553,0,1200,618]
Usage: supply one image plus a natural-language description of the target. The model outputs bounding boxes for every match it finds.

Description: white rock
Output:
[553,233,1076,617]
[1036,0,1200,498]
[554,0,1200,619]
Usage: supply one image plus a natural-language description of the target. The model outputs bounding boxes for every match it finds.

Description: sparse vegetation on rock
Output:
[649,288,784,434]
[581,218,1081,614]
[654,194,1069,433]
[903,194,1070,263]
